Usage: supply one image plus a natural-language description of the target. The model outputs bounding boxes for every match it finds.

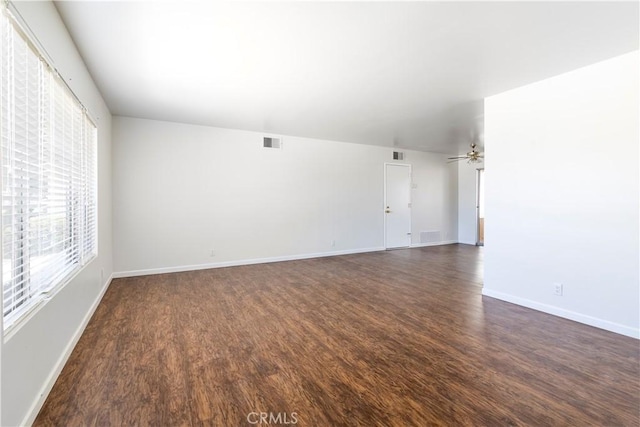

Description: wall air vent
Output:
[420,231,441,244]
[263,137,282,149]
[393,151,404,160]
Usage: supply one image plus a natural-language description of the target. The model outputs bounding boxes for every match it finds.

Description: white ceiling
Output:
[54,1,638,153]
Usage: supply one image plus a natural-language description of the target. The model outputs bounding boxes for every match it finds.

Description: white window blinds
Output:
[1,5,97,331]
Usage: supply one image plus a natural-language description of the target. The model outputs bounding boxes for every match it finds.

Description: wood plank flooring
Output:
[35,245,639,426]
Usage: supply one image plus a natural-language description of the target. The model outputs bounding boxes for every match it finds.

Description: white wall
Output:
[457,162,480,245]
[1,2,113,426]
[484,51,639,338]
[112,117,457,275]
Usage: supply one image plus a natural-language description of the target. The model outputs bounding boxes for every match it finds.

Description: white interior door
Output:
[384,163,411,248]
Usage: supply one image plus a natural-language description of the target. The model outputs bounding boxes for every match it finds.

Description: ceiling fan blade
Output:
[447,156,468,160]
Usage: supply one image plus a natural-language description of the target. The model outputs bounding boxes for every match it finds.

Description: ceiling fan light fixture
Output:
[467,156,482,164]
[447,142,484,164]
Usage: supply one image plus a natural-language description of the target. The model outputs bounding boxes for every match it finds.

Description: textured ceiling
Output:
[55,1,638,153]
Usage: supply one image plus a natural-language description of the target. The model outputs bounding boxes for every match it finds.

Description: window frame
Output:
[1,2,98,337]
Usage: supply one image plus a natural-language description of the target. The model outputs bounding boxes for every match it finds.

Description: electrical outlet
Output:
[210,250,216,257]
[331,240,336,247]
[100,268,104,281]
[554,283,563,296]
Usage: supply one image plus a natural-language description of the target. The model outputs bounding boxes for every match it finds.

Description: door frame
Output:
[476,167,484,246]
[383,162,412,249]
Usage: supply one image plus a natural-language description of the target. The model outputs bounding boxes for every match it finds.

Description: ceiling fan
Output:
[448,143,484,163]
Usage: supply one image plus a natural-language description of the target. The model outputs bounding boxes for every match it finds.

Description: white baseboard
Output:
[21,273,114,427]
[482,288,639,339]
[457,240,477,245]
[410,240,458,248]
[113,247,386,278]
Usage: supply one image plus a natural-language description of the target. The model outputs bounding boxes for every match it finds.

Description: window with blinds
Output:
[1,5,97,332]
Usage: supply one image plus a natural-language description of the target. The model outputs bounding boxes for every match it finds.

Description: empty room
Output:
[0,1,638,426]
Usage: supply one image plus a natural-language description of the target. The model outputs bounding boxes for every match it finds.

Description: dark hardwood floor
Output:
[35,245,639,426]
